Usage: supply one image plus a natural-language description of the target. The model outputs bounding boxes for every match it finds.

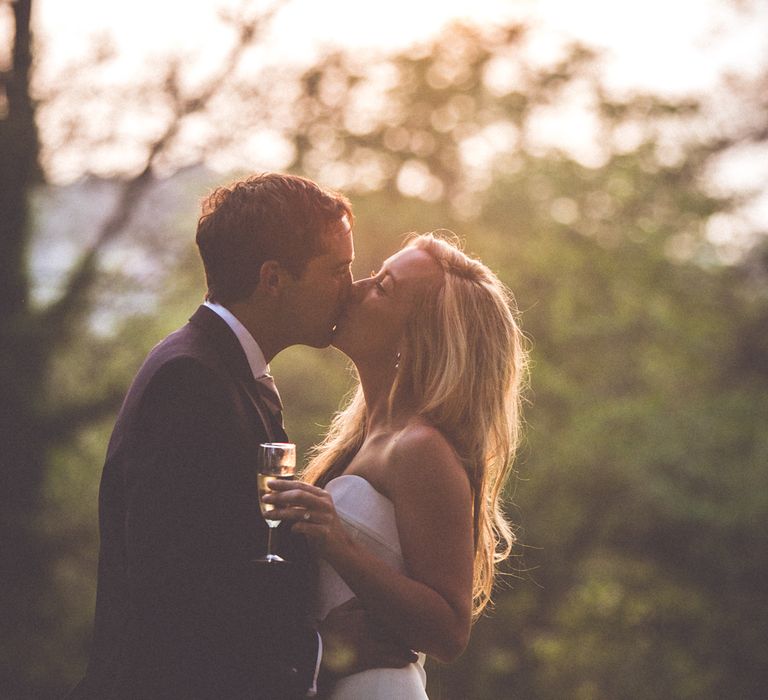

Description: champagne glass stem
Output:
[266,526,274,558]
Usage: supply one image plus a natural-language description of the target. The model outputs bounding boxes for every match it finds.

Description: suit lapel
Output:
[188,305,288,444]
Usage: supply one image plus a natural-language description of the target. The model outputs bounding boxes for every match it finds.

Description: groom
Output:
[69,173,414,699]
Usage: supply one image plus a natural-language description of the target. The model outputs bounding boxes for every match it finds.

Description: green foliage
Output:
[14,16,768,700]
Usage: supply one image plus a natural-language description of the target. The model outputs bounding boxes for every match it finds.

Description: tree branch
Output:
[38,0,288,344]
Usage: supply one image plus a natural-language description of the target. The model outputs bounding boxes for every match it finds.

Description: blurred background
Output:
[2,0,767,697]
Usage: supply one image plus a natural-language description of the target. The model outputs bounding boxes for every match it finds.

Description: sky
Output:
[31,0,767,96]
[9,0,768,233]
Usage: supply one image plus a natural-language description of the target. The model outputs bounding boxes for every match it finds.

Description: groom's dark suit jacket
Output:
[69,306,319,700]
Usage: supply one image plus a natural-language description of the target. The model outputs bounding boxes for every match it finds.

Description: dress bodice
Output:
[316,474,428,699]
[316,474,405,619]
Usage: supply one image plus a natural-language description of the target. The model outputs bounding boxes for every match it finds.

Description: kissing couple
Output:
[68,173,527,699]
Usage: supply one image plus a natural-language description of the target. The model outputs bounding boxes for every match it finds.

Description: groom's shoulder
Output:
[142,314,221,372]
[128,320,228,398]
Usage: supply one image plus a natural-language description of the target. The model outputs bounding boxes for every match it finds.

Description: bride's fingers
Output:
[273,512,330,541]
[265,480,328,497]
[262,487,331,511]
[264,506,312,522]
[290,521,323,537]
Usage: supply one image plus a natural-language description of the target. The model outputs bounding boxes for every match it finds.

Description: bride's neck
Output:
[356,359,409,433]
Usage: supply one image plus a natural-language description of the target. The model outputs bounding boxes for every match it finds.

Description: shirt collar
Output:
[203,301,269,379]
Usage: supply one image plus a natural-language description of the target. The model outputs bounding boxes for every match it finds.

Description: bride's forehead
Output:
[384,248,441,281]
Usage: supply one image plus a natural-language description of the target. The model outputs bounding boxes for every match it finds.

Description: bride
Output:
[262,232,527,698]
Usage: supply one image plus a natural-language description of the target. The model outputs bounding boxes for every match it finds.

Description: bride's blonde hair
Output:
[303,231,528,618]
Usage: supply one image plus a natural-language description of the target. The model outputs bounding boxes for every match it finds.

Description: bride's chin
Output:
[330,327,350,352]
[331,330,363,364]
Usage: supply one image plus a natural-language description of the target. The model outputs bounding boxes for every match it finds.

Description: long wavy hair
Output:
[303,232,528,618]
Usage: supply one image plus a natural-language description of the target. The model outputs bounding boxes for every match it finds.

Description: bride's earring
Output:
[394,352,401,370]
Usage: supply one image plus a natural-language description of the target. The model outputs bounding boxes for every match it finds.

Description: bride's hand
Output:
[261,480,352,558]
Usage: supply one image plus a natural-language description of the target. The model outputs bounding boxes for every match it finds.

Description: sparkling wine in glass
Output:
[256,442,296,563]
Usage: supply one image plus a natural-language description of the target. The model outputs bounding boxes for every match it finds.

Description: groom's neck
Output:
[225,299,283,363]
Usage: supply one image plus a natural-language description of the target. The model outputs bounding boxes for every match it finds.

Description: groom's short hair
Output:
[196,172,353,304]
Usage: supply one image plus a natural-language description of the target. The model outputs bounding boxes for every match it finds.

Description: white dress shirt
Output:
[204,301,269,378]
[203,300,322,697]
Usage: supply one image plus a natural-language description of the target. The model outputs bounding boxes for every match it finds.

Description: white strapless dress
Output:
[317,474,428,699]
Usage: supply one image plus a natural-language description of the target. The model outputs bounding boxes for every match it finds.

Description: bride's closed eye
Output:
[371,270,387,295]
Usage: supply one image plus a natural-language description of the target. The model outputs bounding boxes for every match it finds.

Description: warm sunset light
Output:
[35,0,765,94]
[3,1,768,698]
[31,0,768,216]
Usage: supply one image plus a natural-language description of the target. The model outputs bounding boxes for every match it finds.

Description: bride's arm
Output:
[263,425,474,663]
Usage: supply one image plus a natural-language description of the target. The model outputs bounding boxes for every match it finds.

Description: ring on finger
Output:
[303,511,312,522]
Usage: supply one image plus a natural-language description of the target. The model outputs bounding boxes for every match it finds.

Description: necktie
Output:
[254,372,284,429]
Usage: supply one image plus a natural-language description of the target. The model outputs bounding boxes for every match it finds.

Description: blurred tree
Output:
[466,162,768,698]
[2,1,767,697]
[1,1,54,694]
[265,19,768,699]
[0,1,290,694]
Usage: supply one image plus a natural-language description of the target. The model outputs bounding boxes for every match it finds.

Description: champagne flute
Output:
[255,442,296,563]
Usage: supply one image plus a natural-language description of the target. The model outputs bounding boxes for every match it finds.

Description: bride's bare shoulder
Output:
[384,419,469,493]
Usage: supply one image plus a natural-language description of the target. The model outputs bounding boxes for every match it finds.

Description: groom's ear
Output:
[257,260,284,297]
